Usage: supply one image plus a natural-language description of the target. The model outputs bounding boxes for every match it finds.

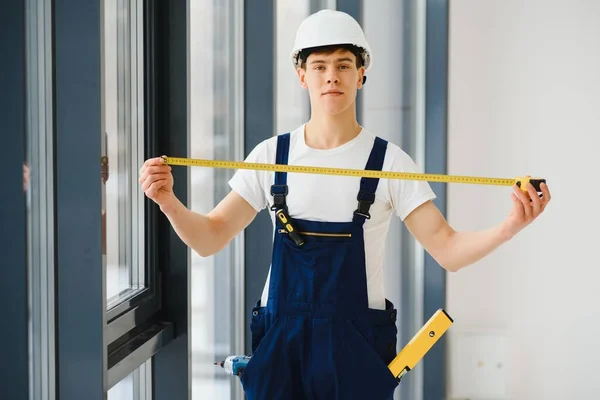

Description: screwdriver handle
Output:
[275,209,305,247]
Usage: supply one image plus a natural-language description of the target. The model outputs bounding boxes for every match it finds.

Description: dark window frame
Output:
[104,0,164,346]
[1,0,29,397]
[106,0,184,390]
[52,0,177,396]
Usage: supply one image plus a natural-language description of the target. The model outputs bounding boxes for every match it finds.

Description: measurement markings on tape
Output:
[161,156,545,191]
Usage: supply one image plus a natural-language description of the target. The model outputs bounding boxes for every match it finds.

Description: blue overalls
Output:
[240,133,400,399]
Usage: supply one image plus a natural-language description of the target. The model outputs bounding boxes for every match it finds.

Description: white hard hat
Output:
[290,9,372,71]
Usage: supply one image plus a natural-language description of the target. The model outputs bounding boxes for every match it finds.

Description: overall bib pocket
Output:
[277,234,361,307]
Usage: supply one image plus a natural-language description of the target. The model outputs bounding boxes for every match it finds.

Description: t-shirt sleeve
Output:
[228,140,270,212]
[388,150,437,221]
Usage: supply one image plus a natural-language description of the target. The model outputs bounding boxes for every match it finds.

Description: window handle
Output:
[101,131,109,184]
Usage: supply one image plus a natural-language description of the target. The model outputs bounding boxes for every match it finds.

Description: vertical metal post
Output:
[0,0,29,398]
[53,0,106,397]
[151,0,191,398]
[423,1,449,399]
[243,0,276,355]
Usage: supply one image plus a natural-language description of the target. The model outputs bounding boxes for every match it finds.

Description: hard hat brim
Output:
[290,44,372,71]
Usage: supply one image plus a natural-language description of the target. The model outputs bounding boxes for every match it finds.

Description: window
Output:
[104,0,167,393]
[107,360,151,400]
[23,0,176,396]
[103,0,146,310]
[103,0,162,343]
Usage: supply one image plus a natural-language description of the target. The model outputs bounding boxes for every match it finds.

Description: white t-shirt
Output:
[228,124,436,310]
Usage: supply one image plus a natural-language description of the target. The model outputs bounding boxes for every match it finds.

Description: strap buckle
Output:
[354,190,375,219]
[270,184,288,210]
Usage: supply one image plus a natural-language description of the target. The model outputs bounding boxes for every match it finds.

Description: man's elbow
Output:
[195,248,215,258]
[194,241,226,258]
[193,216,227,258]
[440,260,463,273]
[430,230,464,272]
[431,253,461,272]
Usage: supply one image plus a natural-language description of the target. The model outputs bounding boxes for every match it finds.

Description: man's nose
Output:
[327,74,340,84]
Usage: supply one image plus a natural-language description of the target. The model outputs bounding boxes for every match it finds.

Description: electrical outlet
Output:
[448,331,509,400]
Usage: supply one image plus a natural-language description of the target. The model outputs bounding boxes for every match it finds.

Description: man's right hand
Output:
[138,156,258,257]
[139,156,175,210]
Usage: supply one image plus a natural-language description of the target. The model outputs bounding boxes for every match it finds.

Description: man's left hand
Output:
[502,182,551,240]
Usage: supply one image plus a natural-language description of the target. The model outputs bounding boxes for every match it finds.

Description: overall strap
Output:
[353,136,388,224]
[270,133,290,211]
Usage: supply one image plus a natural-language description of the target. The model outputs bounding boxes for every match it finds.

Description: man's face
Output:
[297,49,365,116]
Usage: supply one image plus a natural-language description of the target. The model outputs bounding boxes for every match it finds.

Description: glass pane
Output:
[103,0,146,309]
[107,360,152,400]
[189,0,244,398]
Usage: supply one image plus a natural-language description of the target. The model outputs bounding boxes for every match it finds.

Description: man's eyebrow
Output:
[309,57,354,64]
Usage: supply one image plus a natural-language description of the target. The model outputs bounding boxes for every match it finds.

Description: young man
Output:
[139,9,551,400]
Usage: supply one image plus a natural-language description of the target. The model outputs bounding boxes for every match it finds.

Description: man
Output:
[138,9,550,400]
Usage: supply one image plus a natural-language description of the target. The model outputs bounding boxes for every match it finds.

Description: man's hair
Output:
[298,44,365,70]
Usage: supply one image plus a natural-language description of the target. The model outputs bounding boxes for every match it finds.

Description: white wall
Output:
[446,1,600,399]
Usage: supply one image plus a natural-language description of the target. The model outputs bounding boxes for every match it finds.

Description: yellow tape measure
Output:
[161,156,546,192]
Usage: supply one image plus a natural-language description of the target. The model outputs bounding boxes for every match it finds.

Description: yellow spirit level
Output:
[388,309,453,381]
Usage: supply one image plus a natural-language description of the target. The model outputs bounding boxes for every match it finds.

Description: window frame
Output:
[104,0,163,345]
[21,0,186,397]
[1,0,29,397]
[106,0,190,392]
[105,0,181,390]
[54,0,177,394]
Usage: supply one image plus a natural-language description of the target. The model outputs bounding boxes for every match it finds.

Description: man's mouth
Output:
[322,90,344,96]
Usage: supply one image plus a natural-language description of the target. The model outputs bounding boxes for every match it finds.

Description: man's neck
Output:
[304,107,362,150]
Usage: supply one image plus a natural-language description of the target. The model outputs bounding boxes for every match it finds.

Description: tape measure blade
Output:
[163,157,515,187]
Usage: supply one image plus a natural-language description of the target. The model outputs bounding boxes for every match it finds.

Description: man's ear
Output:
[357,67,366,90]
[297,67,308,89]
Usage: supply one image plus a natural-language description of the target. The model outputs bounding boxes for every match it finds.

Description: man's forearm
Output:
[160,197,224,257]
[439,224,512,272]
